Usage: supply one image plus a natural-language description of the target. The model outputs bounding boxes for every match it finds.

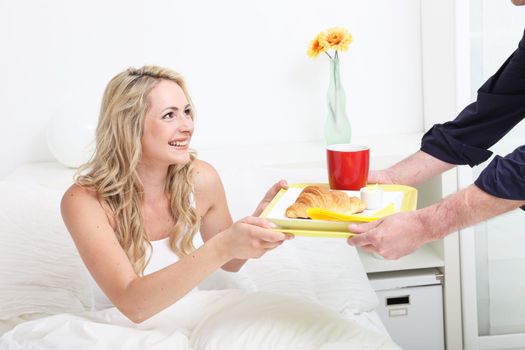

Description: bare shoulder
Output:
[61,183,99,215]
[193,159,222,191]
[192,159,227,215]
[61,183,114,234]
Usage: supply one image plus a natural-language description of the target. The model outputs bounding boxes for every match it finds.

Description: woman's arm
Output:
[62,184,285,323]
[194,160,246,272]
[195,161,290,272]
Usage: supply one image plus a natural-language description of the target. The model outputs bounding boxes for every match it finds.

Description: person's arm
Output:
[423,30,525,166]
[196,160,290,272]
[195,160,247,272]
[349,184,525,259]
[62,184,286,323]
[372,31,525,187]
[474,145,525,202]
[420,184,525,239]
[369,150,455,186]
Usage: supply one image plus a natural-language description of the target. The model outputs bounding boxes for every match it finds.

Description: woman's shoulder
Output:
[62,183,98,204]
[61,183,116,230]
[193,159,221,188]
[61,183,103,219]
[192,159,226,207]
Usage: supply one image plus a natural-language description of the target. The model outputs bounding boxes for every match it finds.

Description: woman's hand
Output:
[218,216,292,260]
[252,179,289,217]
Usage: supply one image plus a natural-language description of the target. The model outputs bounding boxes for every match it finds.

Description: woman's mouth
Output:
[168,139,189,149]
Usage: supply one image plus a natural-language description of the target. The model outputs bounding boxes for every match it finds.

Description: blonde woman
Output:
[61,65,291,323]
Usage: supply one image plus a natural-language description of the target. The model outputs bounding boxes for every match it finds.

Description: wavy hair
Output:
[76,65,200,276]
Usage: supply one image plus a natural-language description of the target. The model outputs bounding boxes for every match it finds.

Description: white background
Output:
[0,0,423,178]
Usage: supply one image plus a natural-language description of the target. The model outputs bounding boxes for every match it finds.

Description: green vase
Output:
[324,54,352,145]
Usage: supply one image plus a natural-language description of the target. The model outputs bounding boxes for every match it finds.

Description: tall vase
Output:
[324,54,352,146]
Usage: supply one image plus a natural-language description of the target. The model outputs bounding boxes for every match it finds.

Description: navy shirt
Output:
[421,29,525,201]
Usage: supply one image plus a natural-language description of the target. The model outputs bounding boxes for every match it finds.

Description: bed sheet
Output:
[345,310,389,338]
[0,309,388,340]
[0,290,399,350]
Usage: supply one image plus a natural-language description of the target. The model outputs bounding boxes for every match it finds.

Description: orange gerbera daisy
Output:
[307,32,329,58]
[325,27,352,51]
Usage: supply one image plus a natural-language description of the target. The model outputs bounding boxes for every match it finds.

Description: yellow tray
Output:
[260,183,417,238]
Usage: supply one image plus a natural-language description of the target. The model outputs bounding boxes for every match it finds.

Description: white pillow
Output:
[200,236,377,313]
[236,241,319,303]
[0,181,93,320]
[199,241,319,303]
[198,268,257,292]
[292,236,379,313]
[190,292,399,350]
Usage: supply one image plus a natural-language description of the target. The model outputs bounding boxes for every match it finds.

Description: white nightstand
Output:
[369,268,445,350]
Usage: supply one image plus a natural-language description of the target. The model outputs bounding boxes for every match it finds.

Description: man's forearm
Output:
[387,150,455,186]
[418,184,525,240]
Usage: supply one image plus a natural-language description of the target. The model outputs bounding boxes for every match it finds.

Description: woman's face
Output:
[141,79,194,166]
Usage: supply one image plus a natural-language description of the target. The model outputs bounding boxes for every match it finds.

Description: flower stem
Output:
[325,51,333,60]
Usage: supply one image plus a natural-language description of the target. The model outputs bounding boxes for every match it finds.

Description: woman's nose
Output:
[179,116,194,133]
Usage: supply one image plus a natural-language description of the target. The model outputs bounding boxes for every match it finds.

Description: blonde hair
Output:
[76,65,200,275]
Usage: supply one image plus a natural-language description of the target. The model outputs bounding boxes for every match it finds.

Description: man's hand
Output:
[349,184,525,260]
[347,211,430,259]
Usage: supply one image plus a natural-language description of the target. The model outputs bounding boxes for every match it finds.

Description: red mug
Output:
[326,144,369,190]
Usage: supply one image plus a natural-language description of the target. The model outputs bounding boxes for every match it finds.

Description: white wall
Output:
[420,0,458,130]
[0,0,423,178]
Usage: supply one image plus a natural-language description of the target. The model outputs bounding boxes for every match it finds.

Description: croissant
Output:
[285,185,366,219]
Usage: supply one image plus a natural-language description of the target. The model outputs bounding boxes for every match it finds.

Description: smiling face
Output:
[141,79,194,166]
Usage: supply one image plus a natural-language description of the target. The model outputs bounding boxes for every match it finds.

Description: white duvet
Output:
[0,290,400,350]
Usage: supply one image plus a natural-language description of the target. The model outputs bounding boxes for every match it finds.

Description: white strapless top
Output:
[90,233,204,310]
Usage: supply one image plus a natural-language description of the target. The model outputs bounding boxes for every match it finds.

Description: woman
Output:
[61,65,291,324]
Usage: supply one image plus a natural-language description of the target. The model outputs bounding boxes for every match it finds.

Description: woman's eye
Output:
[162,112,174,120]
[184,109,192,117]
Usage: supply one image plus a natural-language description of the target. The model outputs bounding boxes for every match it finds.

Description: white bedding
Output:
[1,290,399,350]
[0,164,399,349]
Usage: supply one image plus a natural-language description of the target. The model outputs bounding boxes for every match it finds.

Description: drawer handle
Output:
[386,295,410,306]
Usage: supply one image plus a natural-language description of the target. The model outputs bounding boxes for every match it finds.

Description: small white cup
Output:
[360,186,384,210]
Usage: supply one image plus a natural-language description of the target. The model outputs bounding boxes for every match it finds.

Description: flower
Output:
[307,26,352,59]
[325,27,352,51]
[307,32,329,58]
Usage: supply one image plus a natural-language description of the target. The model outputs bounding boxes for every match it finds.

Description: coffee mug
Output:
[326,144,369,191]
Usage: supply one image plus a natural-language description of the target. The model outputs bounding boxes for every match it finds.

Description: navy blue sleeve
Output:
[474,146,525,200]
[421,29,525,201]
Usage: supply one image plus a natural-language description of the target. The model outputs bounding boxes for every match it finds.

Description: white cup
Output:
[360,186,384,210]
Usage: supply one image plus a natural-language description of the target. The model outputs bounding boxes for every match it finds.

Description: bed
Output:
[0,162,400,349]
